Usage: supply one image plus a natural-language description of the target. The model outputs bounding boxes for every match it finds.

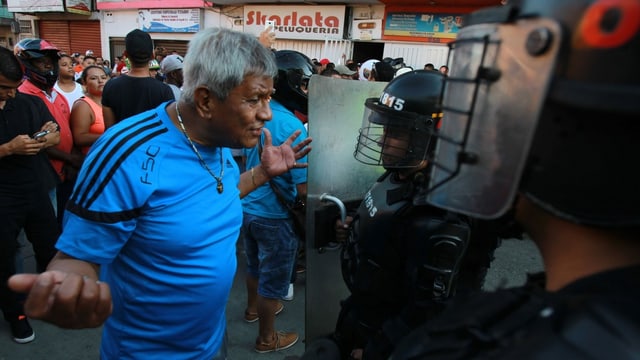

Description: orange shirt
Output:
[76,96,105,155]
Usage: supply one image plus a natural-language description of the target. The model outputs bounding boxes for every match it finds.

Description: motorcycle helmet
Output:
[14,38,60,89]
[273,50,316,119]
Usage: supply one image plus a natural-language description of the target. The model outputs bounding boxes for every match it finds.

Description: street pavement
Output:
[0,237,542,360]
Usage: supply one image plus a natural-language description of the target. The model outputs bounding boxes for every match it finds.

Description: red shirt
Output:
[19,80,73,180]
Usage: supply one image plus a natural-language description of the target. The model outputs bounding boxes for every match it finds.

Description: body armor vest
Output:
[334,171,473,358]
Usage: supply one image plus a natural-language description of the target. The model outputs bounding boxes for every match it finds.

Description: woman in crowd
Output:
[70,65,109,155]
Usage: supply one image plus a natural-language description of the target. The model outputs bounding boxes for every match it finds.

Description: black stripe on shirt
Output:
[70,113,168,210]
[66,202,143,224]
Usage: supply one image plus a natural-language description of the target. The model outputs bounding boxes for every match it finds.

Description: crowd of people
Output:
[2,0,639,358]
[3,26,311,359]
[306,56,449,83]
[311,57,420,82]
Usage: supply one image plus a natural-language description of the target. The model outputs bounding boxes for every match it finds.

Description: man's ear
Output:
[193,86,214,118]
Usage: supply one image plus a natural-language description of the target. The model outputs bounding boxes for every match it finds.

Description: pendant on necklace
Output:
[176,102,225,195]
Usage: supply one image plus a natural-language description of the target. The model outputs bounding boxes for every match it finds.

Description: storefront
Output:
[98,6,221,65]
[9,0,101,56]
[8,0,503,73]
[242,4,494,70]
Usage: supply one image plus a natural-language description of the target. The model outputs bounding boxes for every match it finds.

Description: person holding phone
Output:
[0,46,60,344]
[14,38,83,227]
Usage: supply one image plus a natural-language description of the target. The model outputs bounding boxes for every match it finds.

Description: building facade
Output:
[7,0,502,70]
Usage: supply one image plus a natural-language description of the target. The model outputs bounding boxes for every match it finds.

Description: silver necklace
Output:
[175,103,224,194]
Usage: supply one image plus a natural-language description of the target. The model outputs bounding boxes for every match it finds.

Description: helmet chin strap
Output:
[22,58,58,91]
[26,69,56,91]
[394,160,429,180]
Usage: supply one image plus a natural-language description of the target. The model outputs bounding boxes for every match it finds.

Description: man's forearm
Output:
[239,165,270,199]
[0,142,12,158]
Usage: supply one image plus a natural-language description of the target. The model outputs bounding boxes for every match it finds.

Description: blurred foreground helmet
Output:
[426,0,640,226]
[14,38,60,89]
[273,50,316,118]
[354,70,443,170]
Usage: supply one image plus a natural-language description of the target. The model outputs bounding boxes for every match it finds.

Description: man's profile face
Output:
[379,126,411,166]
[209,74,275,149]
[168,69,184,87]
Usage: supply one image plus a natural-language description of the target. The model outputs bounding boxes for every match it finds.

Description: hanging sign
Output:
[245,5,345,40]
[138,8,201,33]
[384,12,464,43]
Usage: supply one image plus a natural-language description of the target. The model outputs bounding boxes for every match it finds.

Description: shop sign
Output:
[384,12,464,43]
[8,0,64,12]
[352,19,383,40]
[66,0,92,15]
[138,8,201,33]
[245,5,345,40]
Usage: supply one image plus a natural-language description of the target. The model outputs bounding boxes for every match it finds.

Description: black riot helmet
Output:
[354,70,444,170]
[273,50,316,120]
[426,0,640,227]
[14,38,60,89]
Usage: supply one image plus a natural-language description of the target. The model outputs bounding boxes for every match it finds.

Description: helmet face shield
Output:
[355,98,434,169]
[285,68,310,94]
[426,17,562,219]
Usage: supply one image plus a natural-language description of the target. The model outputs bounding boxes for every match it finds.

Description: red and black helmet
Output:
[14,38,60,89]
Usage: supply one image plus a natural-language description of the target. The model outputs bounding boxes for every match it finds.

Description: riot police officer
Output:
[389,0,640,358]
[304,70,502,360]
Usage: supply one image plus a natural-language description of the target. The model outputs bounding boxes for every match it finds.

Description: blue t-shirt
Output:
[58,101,240,359]
[242,99,308,219]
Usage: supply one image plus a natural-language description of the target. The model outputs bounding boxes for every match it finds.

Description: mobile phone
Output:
[32,130,49,140]
[265,20,276,30]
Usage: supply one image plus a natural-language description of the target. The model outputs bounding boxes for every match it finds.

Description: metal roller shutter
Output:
[69,21,102,58]
[38,20,101,57]
[38,20,71,54]
[152,40,189,57]
[108,39,189,63]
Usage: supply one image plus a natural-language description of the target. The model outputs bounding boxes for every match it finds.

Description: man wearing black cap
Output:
[103,29,174,128]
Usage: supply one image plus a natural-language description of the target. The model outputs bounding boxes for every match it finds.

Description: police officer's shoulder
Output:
[391,272,640,359]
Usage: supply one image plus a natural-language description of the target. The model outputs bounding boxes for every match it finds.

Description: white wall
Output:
[271,39,353,64]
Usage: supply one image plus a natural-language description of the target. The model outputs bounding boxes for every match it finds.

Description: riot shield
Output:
[305,75,387,343]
